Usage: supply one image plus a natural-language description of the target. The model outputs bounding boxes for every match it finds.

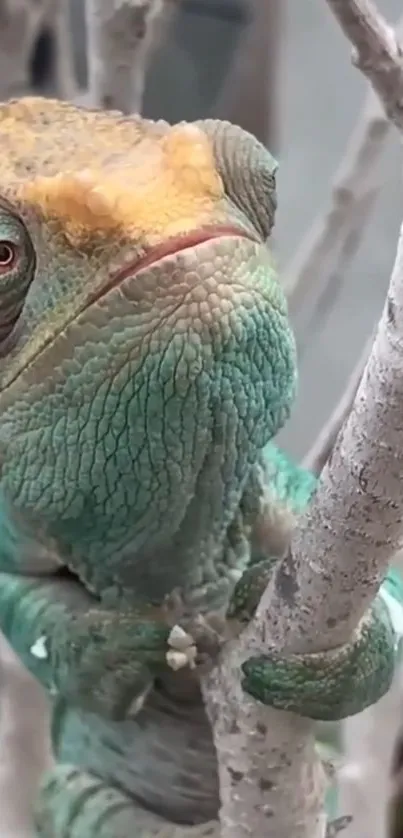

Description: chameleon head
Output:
[0,99,296,605]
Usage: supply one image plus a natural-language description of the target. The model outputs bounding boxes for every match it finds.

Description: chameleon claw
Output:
[241,596,397,721]
[166,624,197,670]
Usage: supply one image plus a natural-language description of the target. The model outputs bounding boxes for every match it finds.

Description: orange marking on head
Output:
[161,124,223,196]
[17,124,224,247]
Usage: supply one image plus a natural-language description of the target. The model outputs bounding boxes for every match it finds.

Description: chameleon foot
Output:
[52,607,172,719]
[241,595,397,721]
[228,558,400,721]
[0,572,173,720]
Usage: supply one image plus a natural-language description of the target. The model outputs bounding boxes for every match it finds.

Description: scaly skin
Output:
[0,97,397,836]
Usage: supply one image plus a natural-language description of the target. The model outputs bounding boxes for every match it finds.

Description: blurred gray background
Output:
[276,0,402,458]
[67,0,403,458]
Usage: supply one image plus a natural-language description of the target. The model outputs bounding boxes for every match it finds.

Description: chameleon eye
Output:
[0,209,35,344]
[0,242,16,270]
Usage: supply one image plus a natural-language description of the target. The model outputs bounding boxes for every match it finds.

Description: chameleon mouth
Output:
[118,225,259,280]
[88,224,259,305]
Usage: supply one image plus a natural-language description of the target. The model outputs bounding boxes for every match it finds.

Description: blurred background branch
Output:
[213,0,281,150]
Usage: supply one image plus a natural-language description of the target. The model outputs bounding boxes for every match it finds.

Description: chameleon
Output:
[0,96,398,836]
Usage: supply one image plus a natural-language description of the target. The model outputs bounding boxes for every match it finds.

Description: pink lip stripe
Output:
[89,225,257,306]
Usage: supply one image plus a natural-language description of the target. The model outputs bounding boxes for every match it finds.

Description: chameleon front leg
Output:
[0,571,172,719]
[35,763,219,838]
[229,558,400,721]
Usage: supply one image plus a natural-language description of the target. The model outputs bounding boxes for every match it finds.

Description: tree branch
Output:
[284,89,388,316]
[285,9,403,326]
[324,1,403,134]
[202,215,403,837]
[297,187,380,360]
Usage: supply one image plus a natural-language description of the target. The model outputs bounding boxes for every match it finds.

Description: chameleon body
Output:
[0,97,397,836]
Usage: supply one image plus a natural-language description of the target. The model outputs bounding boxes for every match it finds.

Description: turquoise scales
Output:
[0,97,397,836]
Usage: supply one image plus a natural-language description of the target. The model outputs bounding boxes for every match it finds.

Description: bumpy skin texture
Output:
[0,97,396,836]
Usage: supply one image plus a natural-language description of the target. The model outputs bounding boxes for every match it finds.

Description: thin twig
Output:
[303,334,372,475]
[285,89,389,316]
[298,187,379,359]
[324,1,403,134]
[50,0,77,100]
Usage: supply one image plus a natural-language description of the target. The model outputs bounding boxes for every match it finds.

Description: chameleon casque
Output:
[0,97,399,837]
